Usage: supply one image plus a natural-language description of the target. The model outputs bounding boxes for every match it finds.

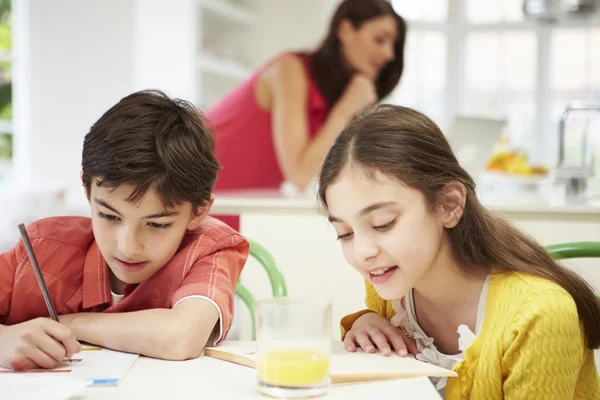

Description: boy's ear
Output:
[187,194,215,230]
[437,181,466,229]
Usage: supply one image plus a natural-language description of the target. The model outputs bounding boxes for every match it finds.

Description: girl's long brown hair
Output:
[318,104,600,349]
[310,0,407,109]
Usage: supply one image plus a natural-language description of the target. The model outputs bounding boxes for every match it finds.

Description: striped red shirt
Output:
[0,216,248,343]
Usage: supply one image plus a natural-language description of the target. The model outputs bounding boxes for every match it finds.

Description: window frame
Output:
[391,0,600,166]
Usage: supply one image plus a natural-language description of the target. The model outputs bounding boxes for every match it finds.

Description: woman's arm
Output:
[265,55,375,190]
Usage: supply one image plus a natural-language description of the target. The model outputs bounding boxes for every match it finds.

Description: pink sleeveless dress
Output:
[205,53,329,229]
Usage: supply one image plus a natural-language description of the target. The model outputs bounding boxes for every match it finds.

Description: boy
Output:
[0,90,249,370]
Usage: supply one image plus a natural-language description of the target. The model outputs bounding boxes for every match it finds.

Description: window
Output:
[389,0,448,125]
[391,30,447,125]
[389,0,600,186]
[0,0,11,184]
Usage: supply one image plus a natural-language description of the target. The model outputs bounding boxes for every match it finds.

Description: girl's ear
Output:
[187,194,215,230]
[437,181,467,229]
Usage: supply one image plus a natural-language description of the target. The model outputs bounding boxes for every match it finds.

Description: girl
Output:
[318,104,600,399]
[208,0,406,230]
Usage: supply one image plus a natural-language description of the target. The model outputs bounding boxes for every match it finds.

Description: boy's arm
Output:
[61,298,218,360]
[62,235,249,360]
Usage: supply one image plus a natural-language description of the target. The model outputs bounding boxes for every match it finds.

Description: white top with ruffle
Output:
[389,276,490,398]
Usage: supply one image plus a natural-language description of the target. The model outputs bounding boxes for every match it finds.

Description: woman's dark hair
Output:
[311,0,406,109]
[318,104,600,349]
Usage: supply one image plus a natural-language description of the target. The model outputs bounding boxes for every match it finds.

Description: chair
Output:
[235,240,287,340]
[545,242,600,300]
[545,242,600,259]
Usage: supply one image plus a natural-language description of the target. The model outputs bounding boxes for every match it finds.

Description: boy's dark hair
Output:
[82,89,220,209]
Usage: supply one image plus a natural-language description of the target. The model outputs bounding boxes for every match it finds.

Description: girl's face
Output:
[338,15,398,80]
[325,167,449,300]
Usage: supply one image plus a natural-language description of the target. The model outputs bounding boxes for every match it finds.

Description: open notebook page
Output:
[204,340,456,384]
[0,345,139,387]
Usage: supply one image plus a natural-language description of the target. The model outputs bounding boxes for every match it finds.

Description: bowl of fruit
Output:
[479,150,552,202]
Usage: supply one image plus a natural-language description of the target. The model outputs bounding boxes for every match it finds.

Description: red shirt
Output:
[0,216,248,343]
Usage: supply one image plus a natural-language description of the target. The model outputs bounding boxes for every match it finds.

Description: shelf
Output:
[198,52,252,80]
[198,0,255,26]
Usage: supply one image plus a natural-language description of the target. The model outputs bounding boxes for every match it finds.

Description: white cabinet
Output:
[197,0,256,108]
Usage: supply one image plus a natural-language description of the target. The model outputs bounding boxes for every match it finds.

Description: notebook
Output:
[0,345,139,387]
[204,341,456,384]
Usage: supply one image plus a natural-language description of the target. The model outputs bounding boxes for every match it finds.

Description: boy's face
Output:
[87,181,212,291]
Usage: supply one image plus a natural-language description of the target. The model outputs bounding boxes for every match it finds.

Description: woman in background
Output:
[206,0,406,229]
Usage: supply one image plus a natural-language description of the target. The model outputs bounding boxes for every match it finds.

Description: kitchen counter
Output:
[212,189,600,216]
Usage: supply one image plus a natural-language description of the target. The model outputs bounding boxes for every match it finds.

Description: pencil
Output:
[18,224,59,322]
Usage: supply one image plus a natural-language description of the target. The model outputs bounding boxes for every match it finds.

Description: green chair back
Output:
[545,242,600,300]
[545,242,600,260]
[235,240,287,340]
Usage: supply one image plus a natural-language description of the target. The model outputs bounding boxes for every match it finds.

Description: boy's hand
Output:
[344,312,419,357]
[0,318,81,370]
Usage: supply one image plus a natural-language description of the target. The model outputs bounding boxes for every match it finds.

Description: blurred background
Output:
[0,0,599,347]
[0,0,598,191]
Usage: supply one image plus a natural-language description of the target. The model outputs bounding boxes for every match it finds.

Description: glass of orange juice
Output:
[256,298,332,398]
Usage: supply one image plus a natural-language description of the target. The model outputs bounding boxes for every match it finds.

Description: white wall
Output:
[13,0,134,190]
[11,0,199,190]
[132,0,197,102]
[245,0,341,67]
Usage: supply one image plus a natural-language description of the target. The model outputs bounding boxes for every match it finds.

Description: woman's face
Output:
[338,15,398,80]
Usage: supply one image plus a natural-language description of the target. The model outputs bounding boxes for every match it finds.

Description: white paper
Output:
[330,341,455,378]
[0,375,88,400]
[0,346,139,387]
[66,346,139,386]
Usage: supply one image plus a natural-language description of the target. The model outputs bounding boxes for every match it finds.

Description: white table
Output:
[77,355,441,399]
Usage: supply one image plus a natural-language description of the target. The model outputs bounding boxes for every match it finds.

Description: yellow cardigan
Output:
[341,271,599,399]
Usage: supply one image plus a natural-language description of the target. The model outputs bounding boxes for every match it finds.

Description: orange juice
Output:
[257,349,329,387]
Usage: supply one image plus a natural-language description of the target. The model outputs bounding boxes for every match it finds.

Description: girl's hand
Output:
[344,312,418,357]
